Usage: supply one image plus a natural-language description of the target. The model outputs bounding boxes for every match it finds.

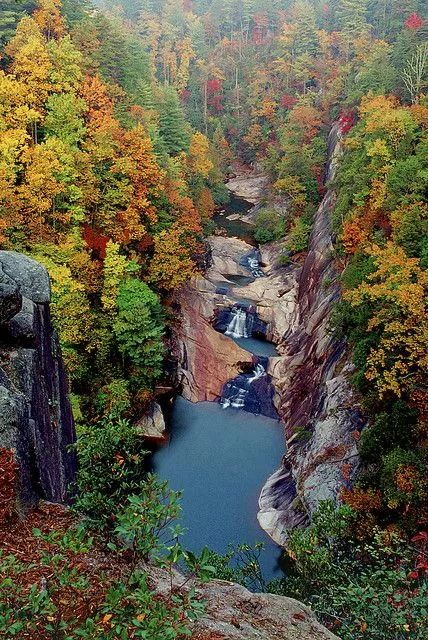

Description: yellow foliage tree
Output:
[101,241,135,314]
[345,242,428,398]
[188,131,213,178]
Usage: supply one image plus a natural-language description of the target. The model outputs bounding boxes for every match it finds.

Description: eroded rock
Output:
[227,173,269,205]
[135,402,167,443]
[258,123,363,544]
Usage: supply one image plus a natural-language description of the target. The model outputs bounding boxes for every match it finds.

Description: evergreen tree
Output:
[158,85,190,154]
[113,278,165,389]
[335,0,369,39]
[0,0,34,45]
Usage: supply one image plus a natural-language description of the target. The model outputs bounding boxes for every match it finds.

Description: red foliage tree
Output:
[405,13,424,31]
[281,94,297,109]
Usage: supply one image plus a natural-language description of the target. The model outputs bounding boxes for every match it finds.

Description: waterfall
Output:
[220,363,267,410]
[243,250,265,278]
[225,306,254,339]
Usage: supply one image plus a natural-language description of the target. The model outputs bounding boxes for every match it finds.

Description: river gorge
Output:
[152,194,286,579]
[151,123,364,583]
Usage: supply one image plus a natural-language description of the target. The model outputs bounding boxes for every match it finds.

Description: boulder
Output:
[226,174,269,205]
[150,565,339,640]
[0,251,50,304]
[135,402,167,443]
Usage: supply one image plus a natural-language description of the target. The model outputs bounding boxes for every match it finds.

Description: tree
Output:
[5,17,52,140]
[48,34,83,93]
[402,42,428,104]
[101,240,136,314]
[33,0,66,41]
[44,92,86,146]
[188,131,213,178]
[113,278,165,388]
[345,243,428,398]
[147,226,197,292]
[158,85,190,154]
[114,125,166,243]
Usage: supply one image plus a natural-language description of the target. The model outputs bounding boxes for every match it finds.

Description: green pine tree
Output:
[158,86,190,155]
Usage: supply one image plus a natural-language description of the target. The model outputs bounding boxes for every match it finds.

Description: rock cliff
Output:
[258,124,364,544]
[0,251,76,508]
[174,123,363,548]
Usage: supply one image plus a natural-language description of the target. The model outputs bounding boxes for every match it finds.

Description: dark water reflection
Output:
[213,193,256,244]
[151,398,284,582]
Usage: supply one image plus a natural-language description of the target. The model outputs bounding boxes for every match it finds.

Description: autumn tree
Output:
[33,0,66,41]
[345,243,428,398]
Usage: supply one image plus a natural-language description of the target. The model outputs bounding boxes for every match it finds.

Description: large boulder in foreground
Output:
[0,251,76,509]
[151,565,340,640]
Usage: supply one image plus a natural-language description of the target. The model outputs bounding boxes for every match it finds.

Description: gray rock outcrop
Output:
[135,402,167,442]
[0,251,76,509]
[151,565,340,640]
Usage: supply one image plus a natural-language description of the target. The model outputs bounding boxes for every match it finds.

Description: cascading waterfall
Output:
[225,306,254,339]
[242,250,265,278]
[220,363,266,410]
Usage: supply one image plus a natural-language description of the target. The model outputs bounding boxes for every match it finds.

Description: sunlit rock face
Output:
[0,251,76,509]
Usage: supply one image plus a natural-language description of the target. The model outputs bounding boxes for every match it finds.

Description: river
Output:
[151,192,285,582]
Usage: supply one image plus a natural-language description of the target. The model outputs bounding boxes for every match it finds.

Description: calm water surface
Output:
[213,193,256,244]
[233,335,278,357]
[152,398,284,581]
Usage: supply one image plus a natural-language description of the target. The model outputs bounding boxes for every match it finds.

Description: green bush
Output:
[359,403,418,464]
[341,251,375,290]
[113,278,165,389]
[269,502,428,640]
[96,378,132,420]
[253,208,285,243]
[285,216,311,253]
[73,417,149,528]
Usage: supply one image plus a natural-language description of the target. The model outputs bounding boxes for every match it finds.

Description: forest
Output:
[0,0,427,638]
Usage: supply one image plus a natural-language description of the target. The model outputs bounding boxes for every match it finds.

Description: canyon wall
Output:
[0,251,76,508]
[258,124,364,544]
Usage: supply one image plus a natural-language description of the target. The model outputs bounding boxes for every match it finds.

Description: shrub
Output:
[253,208,285,244]
[96,378,132,420]
[73,417,149,528]
[341,251,375,290]
[285,216,311,253]
[113,278,165,389]
[269,502,428,640]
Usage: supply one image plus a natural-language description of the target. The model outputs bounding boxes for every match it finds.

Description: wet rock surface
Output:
[0,252,76,508]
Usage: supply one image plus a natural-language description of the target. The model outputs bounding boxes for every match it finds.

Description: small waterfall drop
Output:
[225,306,254,339]
[242,250,265,278]
[220,361,277,418]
